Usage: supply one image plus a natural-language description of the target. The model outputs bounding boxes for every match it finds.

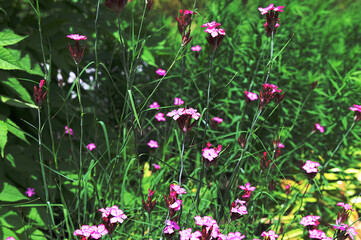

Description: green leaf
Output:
[0,29,28,46]
[0,95,37,108]
[0,181,27,202]
[1,77,33,103]
[5,117,29,144]
[141,47,157,67]
[0,47,43,76]
[0,119,8,157]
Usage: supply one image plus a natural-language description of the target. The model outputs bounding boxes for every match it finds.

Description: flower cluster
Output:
[259,83,285,109]
[230,199,248,221]
[164,220,180,238]
[202,142,222,167]
[167,107,201,133]
[98,205,127,235]
[258,4,284,37]
[260,230,279,240]
[65,126,73,135]
[260,152,275,172]
[176,10,196,46]
[301,160,320,179]
[300,215,321,230]
[163,184,187,225]
[74,224,108,240]
[239,182,256,203]
[201,21,226,50]
[142,188,156,214]
[34,79,47,107]
[349,104,361,122]
[67,34,87,65]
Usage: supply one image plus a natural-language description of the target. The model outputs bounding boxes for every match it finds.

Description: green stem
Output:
[264,30,274,84]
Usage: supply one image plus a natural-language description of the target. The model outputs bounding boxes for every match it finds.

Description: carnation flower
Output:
[25,188,35,197]
[299,215,321,230]
[147,140,159,148]
[258,4,285,37]
[155,112,166,121]
[65,126,73,135]
[201,21,226,50]
[245,90,258,102]
[67,34,87,64]
[87,143,96,151]
[314,123,325,133]
[202,143,222,167]
[349,104,361,122]
[174,97,184,105]
[167,108,201,133]
[156,68,166,76]
[150,101,160,110]
[261,230,279,240]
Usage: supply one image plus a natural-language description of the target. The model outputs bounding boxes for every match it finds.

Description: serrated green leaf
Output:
[0,95,37,108]
[0,181,27,202]
[0,47,23,71]
[0,119,7,157]
[1,77,33,103]
[0,29,28,46]
[7,48,43,76]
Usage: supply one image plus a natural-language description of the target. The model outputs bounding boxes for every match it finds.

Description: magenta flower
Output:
[104,0,129,13]
[34,79,47,107]
[179,228,202,240]
[349,104,361,122]
[201,21,226,50]
[170,184,187,195]
[90,224,108,239]
[337,202,354,211]
[346,227,357,239]
[210,117,223,129]
[227,232,246,240]
[147,140,158,148]
[25,188,35,197]
[67,34,87,65]
[142,188,156,214]
[244,90,258,102]
[258,4,285,37]
[239,182,256,192]
[261,230,279,240]
[300,215,321,230]
[302,160,320,173]
[150,101,160,110]
[156,68,166,76]
[6,237,16,240]
[65,126,73,135]
[259,83,285,109]
[74,225,96,238]
[212,117,223,123]
[87,143,96,152]
[314,123,325,133]
[308,229,326,239]
[176,9,196,35]
[174,97,184,105]
[167,108,201,133]
[164,220,180,234]
[153,163,161,170]
[191,45,202,52]
[67,34,87,40]
[98,205,127,234]
[155,112,166,121]
[202,143,222,167]
[193,215,220,239]
[230,199,248,221]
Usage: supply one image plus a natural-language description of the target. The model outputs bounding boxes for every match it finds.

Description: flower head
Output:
[98,205,127,234]
[104,0,129,13]
[6,237,16,240]
[153,163,161,170]
[174,97,184,105]
[142,188,156,214]
[230,199,248,221]
[147,140,158,148]
[308,229,326,240]
[34,80,47,107]
[150,101,160,110]
[314,123,325,133]
[258,4,285,37]
[201,21,225,50]
[156,68,166,76]
[87,143,96,152]
[167,108,201,133]
[191,45,202,52]
[227,232,246,240]
[155,112,166,121]
[67,34,87,65]
[261,230,279,240]
[259,83,285,109]
[349,104,361,122]
[25,188,35,197]
[245,90,258,103]
[210,117,223,129]
[65,126,73,135]
[299,215,321,230]
[164,220,180,235]
[176,10,196,35]
[202,143,222,167]
[302,160,320,179]
[239,183,255,203]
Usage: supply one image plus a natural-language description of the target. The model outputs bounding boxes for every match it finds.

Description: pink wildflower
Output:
[349,104,361,122]
[261,230,279,240]
[170,184,187,195]
[143,188,156,214]
[202,143,222,167]
[179,228,202,240]
[155,112,166,121]
[227,232,246,240]
[6,238,16,240]
[308,229,326,239]
[98,205,127,234]
[147,140,158,148]
[191,45,202,52]
[201,21,226,50]
[258,4,285,37]
[25,187,35,197]
[210,117,223,129]
[150,101,160,110]
[302,160,320,173]
[74,225,96,238]
[314,123,325,133]
[153,163,161,170]
[34,79,47,106]
[194,215,220,239]
[299,215,321,230]
[156,68,166,76]
[90,224,108,239]
[337,202,354,211]
[166,108,201,133]
[244,90,258,102]
[230,199,248,221]
[239,183,256,192]
[65,126,73,135]
[67,34,86,65]
[259,83,285,109]
[174,97,184,105]
[87,143,96,151]
[176,9,196,35]
[164,220,180,234]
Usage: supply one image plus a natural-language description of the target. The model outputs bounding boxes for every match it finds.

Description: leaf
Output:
[0,47,43,76]
[141,47,157,67]
[0,181,27,202]
[5,117,29,144]
[0,95,37,108]
[1,77,33,103]
[0,119,8,157]
[0,29,28,46]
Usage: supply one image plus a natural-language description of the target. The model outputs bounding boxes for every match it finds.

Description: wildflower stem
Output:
[75,65,84,224]
[179,132,186,186]
[117,14,129,82]
[203,49,216,142]
[264,30,274,84]
[147,213,151,240]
